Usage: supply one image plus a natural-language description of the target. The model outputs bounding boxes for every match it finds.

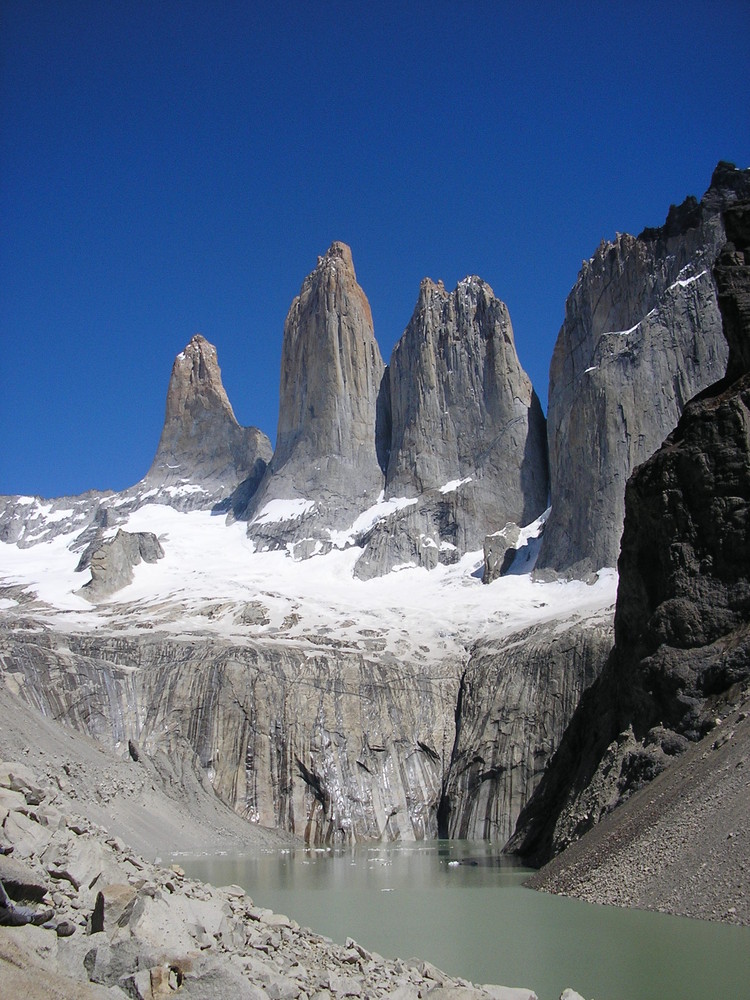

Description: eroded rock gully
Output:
[0,609,613,848]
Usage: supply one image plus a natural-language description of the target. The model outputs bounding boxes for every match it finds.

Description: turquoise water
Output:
[177,840,750,1000]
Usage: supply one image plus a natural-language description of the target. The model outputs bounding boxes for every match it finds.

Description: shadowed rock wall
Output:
[508,199,750,865]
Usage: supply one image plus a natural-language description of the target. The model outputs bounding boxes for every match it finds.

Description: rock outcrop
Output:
[483,524,522,584]
[537,161,750,578]
[507,200,750,865]
[244,243,386,549]
[76,530,164,602]
[145,334,272,509]
[523,693,750,925]
[379,276,548,555]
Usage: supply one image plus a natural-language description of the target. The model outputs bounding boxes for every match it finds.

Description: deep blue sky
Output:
[2,1,749,498]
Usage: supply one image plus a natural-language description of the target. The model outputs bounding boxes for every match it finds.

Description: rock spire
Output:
[145,334,272,504]
[385,275,548,543]
[244,242,386,548]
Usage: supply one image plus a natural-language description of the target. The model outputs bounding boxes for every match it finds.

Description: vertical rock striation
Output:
[244,243,386,551]
[354,277,548,577]
[537,161,750,578]
[508,200,750,865]
[145,334,272,507]
[0,628,459,845]
[440,611,614,844]
[386,276,548,544]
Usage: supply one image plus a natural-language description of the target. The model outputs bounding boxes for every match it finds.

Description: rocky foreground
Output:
[0,755,544,1000]
[0,679,550,1000]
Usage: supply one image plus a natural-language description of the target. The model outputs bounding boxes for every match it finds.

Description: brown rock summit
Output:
[145,334,272,504]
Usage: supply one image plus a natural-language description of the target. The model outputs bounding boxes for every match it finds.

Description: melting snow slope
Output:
[0,503,617,660]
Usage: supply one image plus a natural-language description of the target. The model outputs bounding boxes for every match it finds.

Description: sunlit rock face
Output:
[1,606,614,847]
[384,276,548,550]
[537,161,750,579]
[2,629,458,844]
[244,243,387,550]
[145,333,272,507]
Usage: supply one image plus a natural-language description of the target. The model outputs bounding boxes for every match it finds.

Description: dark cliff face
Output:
[536,162,750,580]
[507,200,750,865]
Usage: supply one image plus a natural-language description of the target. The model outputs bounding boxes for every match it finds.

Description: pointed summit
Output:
[244,243,385,543]
[145,334,272,503]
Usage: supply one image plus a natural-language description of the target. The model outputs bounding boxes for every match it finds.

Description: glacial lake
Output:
[176,840,750,1000]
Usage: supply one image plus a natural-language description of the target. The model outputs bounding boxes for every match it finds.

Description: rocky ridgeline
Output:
[0,759,539,1000]
[508,198,750,865]
[4,165,748,587]
[537,161,750,579]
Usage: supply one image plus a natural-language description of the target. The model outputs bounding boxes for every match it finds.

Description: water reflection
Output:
[177,841,750,1000]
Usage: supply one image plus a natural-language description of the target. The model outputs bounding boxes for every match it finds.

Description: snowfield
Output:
[0,502,617,660]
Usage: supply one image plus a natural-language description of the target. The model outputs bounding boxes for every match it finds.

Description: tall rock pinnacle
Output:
[536,161,750,579]
[353,276,548,579]
[145,334,272,504]
[386,276,548,540]
[245,243,386,548]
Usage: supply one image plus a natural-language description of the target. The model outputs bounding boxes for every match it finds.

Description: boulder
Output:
[483,523,522,583]
[78,529,164,601]
[0,853,49,902]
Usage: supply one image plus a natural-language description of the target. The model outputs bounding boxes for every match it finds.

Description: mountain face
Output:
[1,165,747,871]
[146,333,272,507]
[381,276,548,553]
[536,162,750,579]
[242,243,387,552]
[507,200,750,865]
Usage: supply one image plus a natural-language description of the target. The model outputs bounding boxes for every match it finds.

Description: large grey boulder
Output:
[537,161,750,578]
[244,243,386,548]
[384,276,548,549]
[145,334,272,509]
[78,529,164,602]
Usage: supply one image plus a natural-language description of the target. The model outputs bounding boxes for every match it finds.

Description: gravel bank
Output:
[525,691,750,925]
